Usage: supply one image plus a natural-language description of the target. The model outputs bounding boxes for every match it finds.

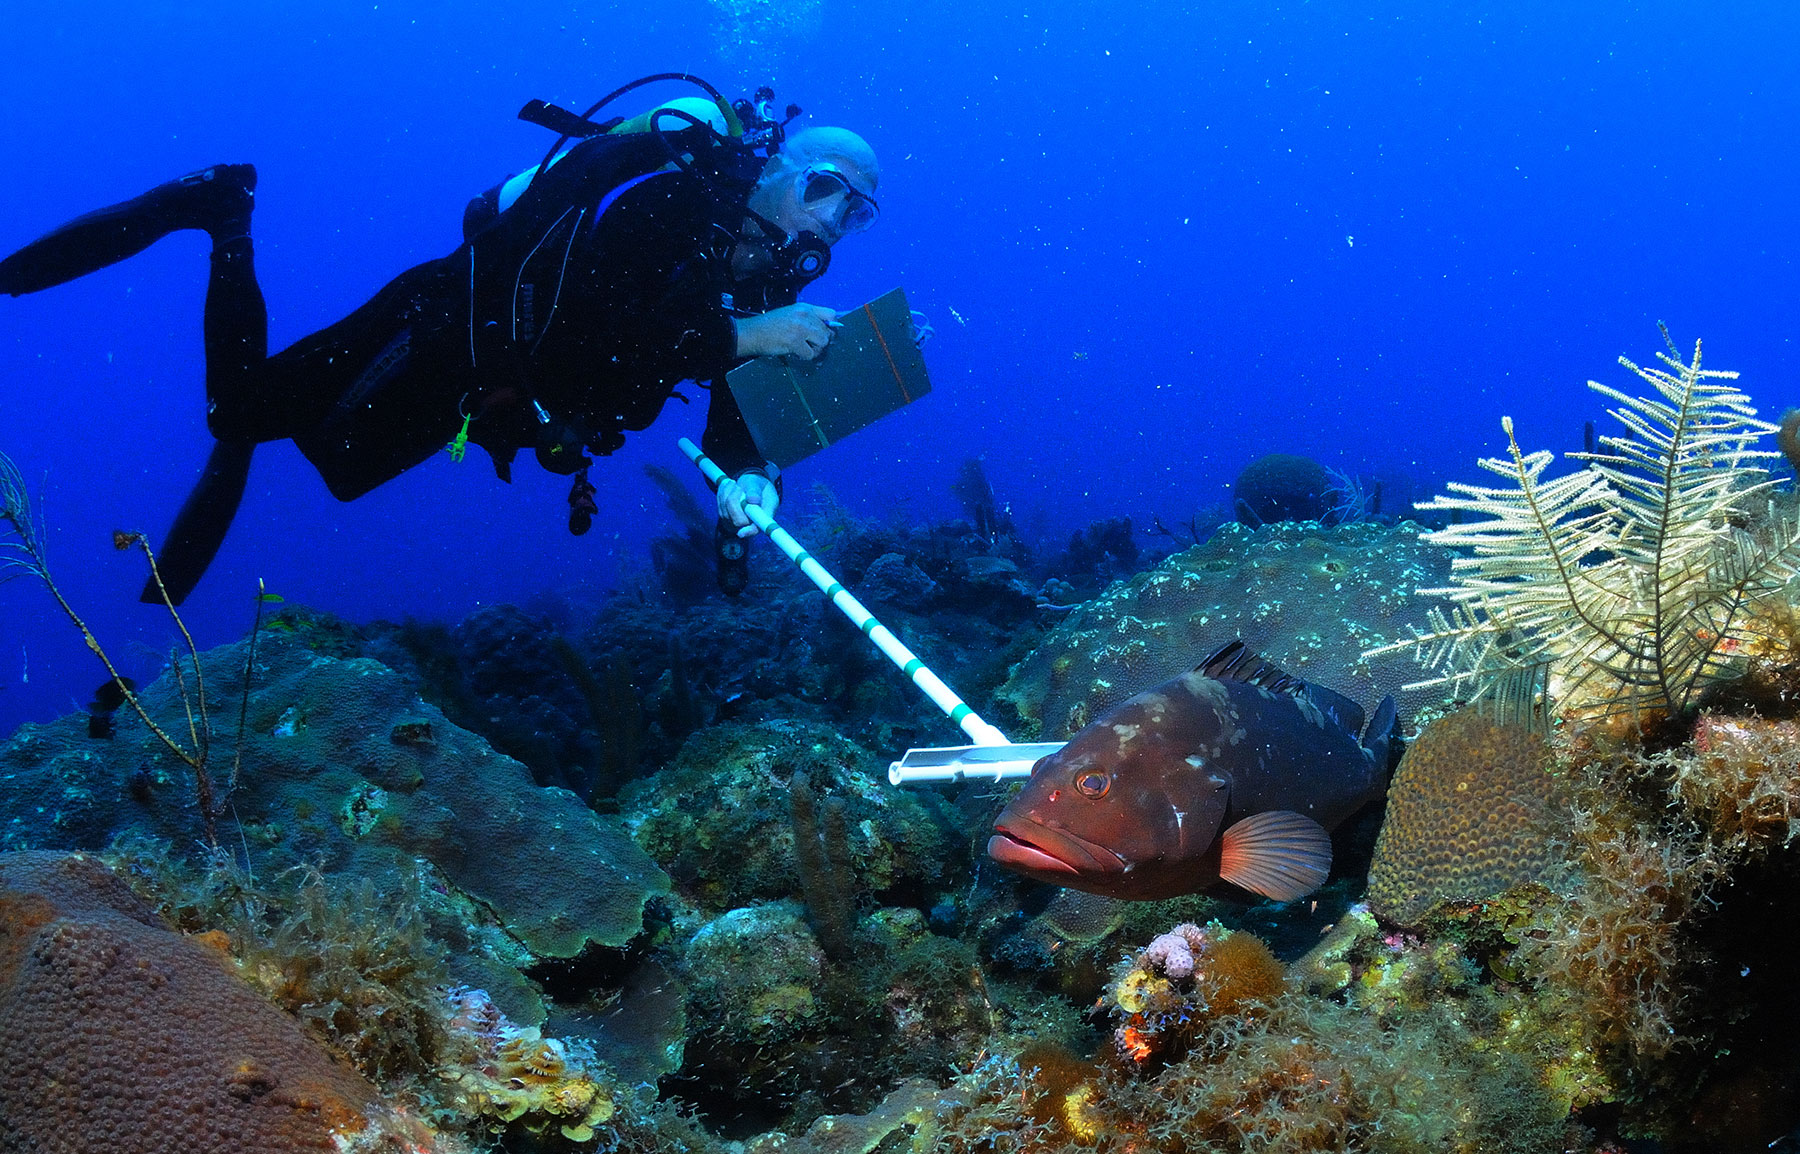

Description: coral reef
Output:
[1366,709,1566,924]
[19,352,1800,1152]
[999,518,1454,738]
[0,850,439,1152]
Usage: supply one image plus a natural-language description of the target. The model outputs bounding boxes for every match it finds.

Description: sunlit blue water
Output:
[3,0,1796,732]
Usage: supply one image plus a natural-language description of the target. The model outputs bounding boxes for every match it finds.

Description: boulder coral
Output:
[0,850,439,1153]
[1366,709,1566,925]
[998,519,1453,739]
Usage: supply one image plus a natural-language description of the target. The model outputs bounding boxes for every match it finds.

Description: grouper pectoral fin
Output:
[1217,810,1332,902]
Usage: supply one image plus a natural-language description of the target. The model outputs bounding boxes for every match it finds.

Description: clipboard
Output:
[726,286,932,469]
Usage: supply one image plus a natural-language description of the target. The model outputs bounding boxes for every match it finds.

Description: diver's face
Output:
[750,154,879,245]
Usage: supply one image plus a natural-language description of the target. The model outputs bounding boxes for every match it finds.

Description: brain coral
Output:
[1365,710,1565,925]
[0,850,432,1153]
[999,520,1453,738]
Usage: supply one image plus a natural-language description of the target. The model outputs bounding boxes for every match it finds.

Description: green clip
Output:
[446,411,473,462]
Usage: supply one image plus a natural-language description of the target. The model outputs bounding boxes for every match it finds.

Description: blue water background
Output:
[2,1,1796,734]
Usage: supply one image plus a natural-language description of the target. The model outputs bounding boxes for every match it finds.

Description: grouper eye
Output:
[1075,771,1111,798]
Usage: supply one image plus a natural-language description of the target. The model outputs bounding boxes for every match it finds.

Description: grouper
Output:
[988,641,1397,902]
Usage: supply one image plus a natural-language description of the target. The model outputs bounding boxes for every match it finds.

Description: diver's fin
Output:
[141,440,255,607]
[1196,640,1303,696]
[0,164,256,296]
[1217,810,1331,902]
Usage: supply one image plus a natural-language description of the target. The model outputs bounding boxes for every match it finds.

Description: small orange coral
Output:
[1203,931,1287,1018]
[1106,924,1285,1069]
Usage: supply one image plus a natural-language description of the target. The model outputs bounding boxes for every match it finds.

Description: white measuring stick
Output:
[680,439,1015,767]
[884,741,1064,785]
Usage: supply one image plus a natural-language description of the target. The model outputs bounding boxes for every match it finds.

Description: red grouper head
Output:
[989,672,1234,900]
[989,642,1395,903]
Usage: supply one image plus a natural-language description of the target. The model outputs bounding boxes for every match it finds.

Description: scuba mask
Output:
[799,164,879,235]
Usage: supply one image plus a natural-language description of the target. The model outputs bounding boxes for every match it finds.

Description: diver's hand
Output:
[734,304,841,361]
[717,469,781,538]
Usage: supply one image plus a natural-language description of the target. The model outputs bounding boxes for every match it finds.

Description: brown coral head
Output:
[1779,408,1800,476]
[111,530,142,551]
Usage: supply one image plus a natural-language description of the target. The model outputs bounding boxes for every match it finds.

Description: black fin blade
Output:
[1303,683,1366,737]
[1196,640,1303,696]
[140,440,254,607]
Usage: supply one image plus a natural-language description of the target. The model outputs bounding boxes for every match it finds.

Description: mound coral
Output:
[0,850,437,1152]
[0,631,670,963]
[1233,452,1333,526]
[1366,709,1566,924]
[1000,519,1454,738]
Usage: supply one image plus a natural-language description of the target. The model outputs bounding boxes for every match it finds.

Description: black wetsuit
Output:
[209,126,788,501]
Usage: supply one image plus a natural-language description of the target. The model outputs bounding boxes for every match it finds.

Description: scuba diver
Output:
[0,76,880,603]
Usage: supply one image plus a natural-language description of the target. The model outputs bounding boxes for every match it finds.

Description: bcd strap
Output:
[518,100,624,139]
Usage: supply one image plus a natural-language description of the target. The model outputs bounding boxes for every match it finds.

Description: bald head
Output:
[782,127,880,193]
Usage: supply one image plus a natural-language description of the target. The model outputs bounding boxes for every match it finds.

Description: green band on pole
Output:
[901,657,922,678]
[948,703,972,725]
[861,618,879,637]
[824,582,844,599]
[793,550,811,567]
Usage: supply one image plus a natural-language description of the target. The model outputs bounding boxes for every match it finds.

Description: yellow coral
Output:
[1060,1083,1103,1141]
[1112,968,1168,1014]
[449,1020,616,1141]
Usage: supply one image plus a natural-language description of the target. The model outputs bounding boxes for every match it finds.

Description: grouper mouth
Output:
[988,817,1127,878]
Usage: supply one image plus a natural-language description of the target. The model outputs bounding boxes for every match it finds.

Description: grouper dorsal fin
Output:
[1196,640,1304,696]
[1303,682,1366,738]
[1217,810,1332,902]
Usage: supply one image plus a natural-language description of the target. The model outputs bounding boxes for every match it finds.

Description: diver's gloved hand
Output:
[716,467,781,539]
[734,303,842,361]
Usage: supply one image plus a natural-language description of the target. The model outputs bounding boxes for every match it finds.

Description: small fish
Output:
[89,676,137,714]
[989,641,1396,903]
